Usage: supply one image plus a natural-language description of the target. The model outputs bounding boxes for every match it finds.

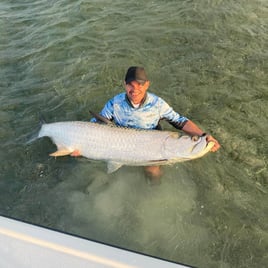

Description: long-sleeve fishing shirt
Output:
[91,92,188,130]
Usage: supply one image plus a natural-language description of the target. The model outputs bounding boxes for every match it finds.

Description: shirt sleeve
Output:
[159,98,188,130]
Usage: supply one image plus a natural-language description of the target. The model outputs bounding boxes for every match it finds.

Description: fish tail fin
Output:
[39,113,47,126]
[26,132,39,144]
[26,114,47,144]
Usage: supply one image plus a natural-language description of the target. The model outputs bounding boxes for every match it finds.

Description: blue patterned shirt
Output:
[91,92,188,130]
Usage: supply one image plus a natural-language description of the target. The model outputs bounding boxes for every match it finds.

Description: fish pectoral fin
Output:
[107,161,123,174]
[49,149,72,157]
[70,150,81,157]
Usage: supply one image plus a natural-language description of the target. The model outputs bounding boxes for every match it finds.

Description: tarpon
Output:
[38,121,214,173]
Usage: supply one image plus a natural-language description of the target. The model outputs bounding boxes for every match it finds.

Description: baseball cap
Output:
[125,66,148,85]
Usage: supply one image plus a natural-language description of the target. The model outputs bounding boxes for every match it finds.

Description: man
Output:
[91,66,220,181]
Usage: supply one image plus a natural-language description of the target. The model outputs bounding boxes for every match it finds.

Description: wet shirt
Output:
[91,92,188,130]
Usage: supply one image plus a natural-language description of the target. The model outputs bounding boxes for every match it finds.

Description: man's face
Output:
[125,80,150,104]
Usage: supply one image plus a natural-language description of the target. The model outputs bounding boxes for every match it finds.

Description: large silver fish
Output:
[38,121,214,173]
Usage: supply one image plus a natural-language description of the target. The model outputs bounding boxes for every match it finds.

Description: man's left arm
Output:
[158,98,220,152]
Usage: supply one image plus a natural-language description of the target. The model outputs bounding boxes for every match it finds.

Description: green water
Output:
[1,0,267,267]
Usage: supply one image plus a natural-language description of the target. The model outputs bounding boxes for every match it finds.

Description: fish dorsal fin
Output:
[89,110,113,125]
[107,161,123,173]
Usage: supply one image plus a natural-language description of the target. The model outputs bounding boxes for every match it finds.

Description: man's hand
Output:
[206,135,221,152]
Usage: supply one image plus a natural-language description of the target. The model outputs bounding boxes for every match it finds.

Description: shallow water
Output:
[1,0,267,267]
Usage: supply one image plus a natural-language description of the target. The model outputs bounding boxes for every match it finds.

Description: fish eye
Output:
[191,135,199,142]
